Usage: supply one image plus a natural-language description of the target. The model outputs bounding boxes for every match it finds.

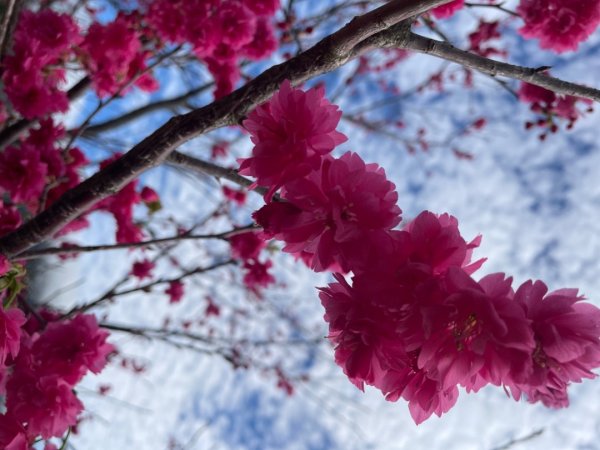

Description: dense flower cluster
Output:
[0,120,89,235]
[0,311,112,443]
[239,81,600,424]
[517,0,600,53]
[1,9,80,119]
[145,0,279,98]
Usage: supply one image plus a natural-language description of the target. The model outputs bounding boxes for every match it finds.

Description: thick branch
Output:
[0,0,452,258]
[403,33,600,101]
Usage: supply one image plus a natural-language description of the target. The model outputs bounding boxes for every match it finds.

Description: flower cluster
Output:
[80,13,157,97]
[145,0,279,98]
[239,81,600,424]
[0,120,89,235]
[1,9,80,119]
[517,0,600,53]
[229,231,275,291]
[0,310,113,445]
[518,81,593,139]
[239,80,347,200]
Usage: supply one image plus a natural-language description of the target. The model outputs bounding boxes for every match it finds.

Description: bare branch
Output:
[17,225,256,260]
[79,82,213,136]
[403,33,600,101]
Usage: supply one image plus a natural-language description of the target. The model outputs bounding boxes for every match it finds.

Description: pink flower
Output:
[140,186,160,203]
[6,371,83,439]
[1,9,78,119]
[81,15,144,97]
[242,259,275,289]
[229,231,266,261]
[0,307,26,365]
[431,0,464,19]
[417,269,535,390]
[223,186,247,205]
[214,1,257,50]
[381,366,460,425]
[29,314,114,385]
[404,211,485,276]
[0,414,28,450]
[509,280,600,407]
[517,0,600,52]
[0,256,9,277]
[239,80,347,199]
[242,17,278,60]
[243,0,280,15]
[131,259,155,280]
[0,144,48,204]
[205,56,241,98]
[254,152,401,272]
[0,203,21,238]
[165,281,185,304]
[320,274,402,390]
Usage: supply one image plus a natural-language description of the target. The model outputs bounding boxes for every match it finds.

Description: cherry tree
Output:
[1,0,600,448]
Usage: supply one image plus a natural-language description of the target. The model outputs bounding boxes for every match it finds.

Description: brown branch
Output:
[79,82,214,136]
[0,0,453,259]
[168,151,257,190]
[66,258,235,316]
[0,77,91,150]
[17,225,257,260]
[0,0,20,62]
[403,32,600,101]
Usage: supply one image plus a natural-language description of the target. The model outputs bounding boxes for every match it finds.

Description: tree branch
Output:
[0,0,453,258]
[17,225,256,260]
[403,32,600,101]
[79,81,213,136]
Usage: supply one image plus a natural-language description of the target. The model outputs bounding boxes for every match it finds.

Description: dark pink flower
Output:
[6,371,83,439]
[417,269,535,390]
[229,231,266,261]
[140,186,159,203]
[0,307,26,365]
[29,314,114,385]
[165,281,185,304]
[131,259,155,280]
[214,1,257,50]
[431,0,464,19]
[239,80,347,199]
[0,256,9,277]
[243,0,280,15]
[254,152,401,272]
[0,203,21,238]
[518,0,600,52]
[320,274,402,390]
[81,15,144,97]
[242,259,275,289]
[0,144,48,204]
[242,17,278,60]
[223,186,247,205]
[509,280,600,407]
[404,211,485,276]
[0,414,28,450]
[205,56,241,98]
